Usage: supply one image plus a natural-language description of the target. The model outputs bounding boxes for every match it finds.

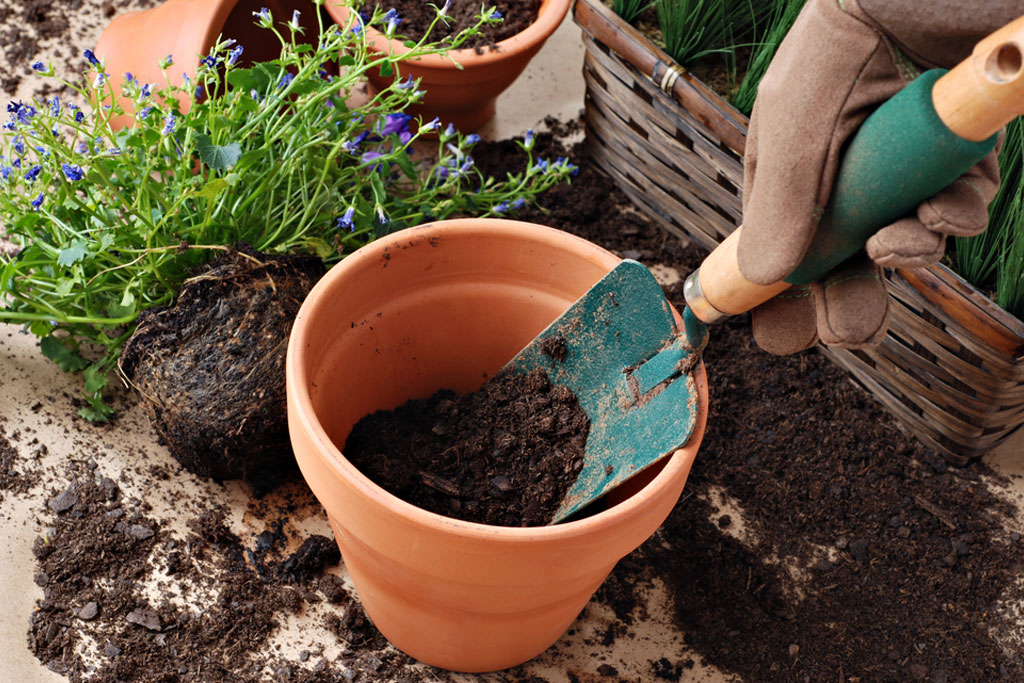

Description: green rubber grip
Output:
[785,69,999,285]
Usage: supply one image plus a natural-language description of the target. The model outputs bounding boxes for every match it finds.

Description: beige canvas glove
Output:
[740,0,1018,355]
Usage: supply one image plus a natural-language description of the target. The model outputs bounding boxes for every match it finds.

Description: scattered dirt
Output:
[0,429,41,494]
[380,0,542,50]
[498,127,1024,681]
[344,368,590,526]
[118,248,325,485]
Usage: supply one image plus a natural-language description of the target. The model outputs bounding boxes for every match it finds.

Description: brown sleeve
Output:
[856,0,1024,68]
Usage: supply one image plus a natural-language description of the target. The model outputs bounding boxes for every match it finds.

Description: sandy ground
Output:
[2,3,1023,683]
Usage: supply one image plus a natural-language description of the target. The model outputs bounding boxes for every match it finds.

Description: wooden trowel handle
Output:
[685,15,1024,323]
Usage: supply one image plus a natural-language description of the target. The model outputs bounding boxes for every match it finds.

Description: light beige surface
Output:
[2,5,1024,683]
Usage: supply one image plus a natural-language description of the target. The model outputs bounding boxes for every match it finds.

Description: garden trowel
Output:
[508,14,1024,524]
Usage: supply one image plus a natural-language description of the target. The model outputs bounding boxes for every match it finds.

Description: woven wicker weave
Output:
[574,0,1024,463]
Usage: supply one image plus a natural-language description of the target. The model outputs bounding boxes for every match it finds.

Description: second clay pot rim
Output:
[323,0,571,69]
[287,219,708,542]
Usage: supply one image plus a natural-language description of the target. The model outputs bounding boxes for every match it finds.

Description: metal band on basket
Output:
[651,59,684,95]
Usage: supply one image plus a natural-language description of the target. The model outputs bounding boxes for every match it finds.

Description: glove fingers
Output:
[866,217,945,268]
[917,157,1000,238]
[814,256,890,348]
[751,285,819,356]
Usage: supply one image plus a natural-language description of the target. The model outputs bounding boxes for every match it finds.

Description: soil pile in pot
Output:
[119,247,325,485]
[343,367,590,526]
[378,0,541,49]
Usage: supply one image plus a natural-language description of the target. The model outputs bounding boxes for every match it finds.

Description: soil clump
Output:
[344,368,590,526]
[380,0,541,50]
[119,248,324,485]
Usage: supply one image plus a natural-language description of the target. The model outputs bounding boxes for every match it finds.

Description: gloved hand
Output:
[740,0,1019,355]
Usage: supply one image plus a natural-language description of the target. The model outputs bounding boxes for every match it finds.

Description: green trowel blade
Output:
[502,260,706,524]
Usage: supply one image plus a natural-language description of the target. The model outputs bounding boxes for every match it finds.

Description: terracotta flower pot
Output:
[286,218,708,672]
[325,0,571,131]
[94,0,318,129]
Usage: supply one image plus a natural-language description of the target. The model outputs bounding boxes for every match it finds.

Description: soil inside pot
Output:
[343,367,590,527]
[118,247,325,487]
[377,0,541,51]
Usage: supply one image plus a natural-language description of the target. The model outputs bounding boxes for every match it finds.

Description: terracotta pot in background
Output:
[94,0,320,129]
[325,0,571,131]
[286,219,708,672]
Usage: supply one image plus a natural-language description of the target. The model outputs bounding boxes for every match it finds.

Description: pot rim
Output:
[287,218,708,541]
[323,0,571,69]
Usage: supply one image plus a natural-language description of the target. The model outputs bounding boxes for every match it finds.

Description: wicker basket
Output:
[574,0,1024,464]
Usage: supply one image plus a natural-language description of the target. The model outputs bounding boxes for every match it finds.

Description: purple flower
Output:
[342,130,371,154]
[106,147,122,156]
[228,45,244,66]
[465,133,481,146]
[523,128,535,150]
[76,141,89,154]
[12,158,21,168]
[512,197,527,210]
[380,113,413,144]
[75,110,85,123]
[15,102,36,125]
[278,72,294,89]
[397,75,415,90]
[361,151,384,164]
[336,206,356,231]
[138,106,153,120]
[141,83,152,98]
[289,9,302,31]
[494,200,509,214]
[490,10,503,20]
[24,164,42,182]
[195,84,204,99]
[84,49,100,66]
[441,122,456,142]
[532,158,549,173]
[459,157,475,173]
[383,9,401,35]
[49,97,60,117]
[0,166,12,181]
[124,72,137,85]
[162,113,176,136]
[31,192,44,211]
[31,61,45,72]
[376,204,388,225]
[438,0,452,16]
[200,55,219,69]
[253,7,272,27]
[13,136,26,155]
[61,163,84,181]
[160,54,174,69]
[422,117,441,132]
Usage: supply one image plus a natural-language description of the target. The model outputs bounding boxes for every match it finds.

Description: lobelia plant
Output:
[0,0,578,421]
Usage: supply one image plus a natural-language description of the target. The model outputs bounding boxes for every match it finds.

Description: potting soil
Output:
[343,368,590,527]
[378,0,541,50]
[5,7,1024,674]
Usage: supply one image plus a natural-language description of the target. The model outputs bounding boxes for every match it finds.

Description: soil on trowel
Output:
[118,247,324,485]
[378,0,541,51]
[344,368,590,527]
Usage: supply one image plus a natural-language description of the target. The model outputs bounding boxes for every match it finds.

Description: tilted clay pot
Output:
[94,0,319,129]
[324,0,571,131]
[286,219,708,672]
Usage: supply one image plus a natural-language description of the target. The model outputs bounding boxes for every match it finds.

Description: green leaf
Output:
[337,55,356,67]
[55,278,74,297]
[195,133,242,171]
[195,178,231,202]
[379,63,394,79]
[78,397,115,423]
[40,336,90,373]
[57,240,88,268]
[83,364,109,395]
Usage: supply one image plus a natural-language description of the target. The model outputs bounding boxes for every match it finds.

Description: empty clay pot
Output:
[324,0,571,131]
[286,218,708,672]
[94,0,319,129]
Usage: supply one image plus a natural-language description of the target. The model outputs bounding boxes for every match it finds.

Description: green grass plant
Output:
[956,117,1024,320]
[612,0,654,24]
[731,0,805,115]
[655,0,771,67]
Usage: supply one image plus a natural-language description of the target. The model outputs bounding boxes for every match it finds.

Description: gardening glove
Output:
[740,0,1017,355]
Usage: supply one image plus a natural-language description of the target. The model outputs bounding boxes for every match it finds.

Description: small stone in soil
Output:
[125,608,161,632]
[77,602,99,621]
[48,485,77,513]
